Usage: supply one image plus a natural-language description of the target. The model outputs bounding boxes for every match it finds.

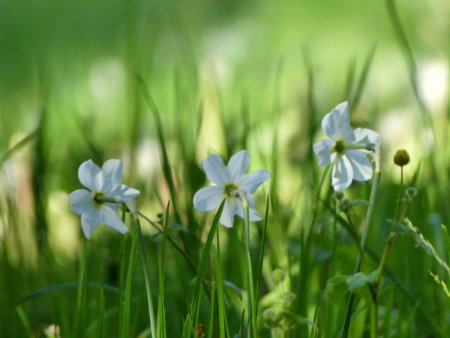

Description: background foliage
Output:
[1,0,449,337]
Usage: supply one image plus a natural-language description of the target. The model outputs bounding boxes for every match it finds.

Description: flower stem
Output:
[135,216,157,338]
[369,292,378,338]
[394,166,404,221]
[341,170,381,338]
[243,196,257,338]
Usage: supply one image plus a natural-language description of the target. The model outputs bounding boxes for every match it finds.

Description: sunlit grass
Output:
[1,0,449,337]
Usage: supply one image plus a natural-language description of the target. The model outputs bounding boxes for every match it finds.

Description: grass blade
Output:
[183,201,224,337]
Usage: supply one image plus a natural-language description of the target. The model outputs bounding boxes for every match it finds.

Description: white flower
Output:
[193,150,271,228]
[313,102,380,191]
[69,159,140,239]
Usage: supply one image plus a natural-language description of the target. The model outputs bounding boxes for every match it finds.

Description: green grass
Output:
[1,0,450,337]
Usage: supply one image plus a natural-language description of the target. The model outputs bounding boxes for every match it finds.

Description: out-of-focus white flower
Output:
[69,159,140,239]
[313,102,380,191]
[193,150,271,228]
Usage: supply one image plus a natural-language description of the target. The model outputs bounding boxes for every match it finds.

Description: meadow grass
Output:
[1,0,449,337]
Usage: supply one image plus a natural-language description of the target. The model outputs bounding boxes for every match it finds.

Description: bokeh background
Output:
[1,0,449,337]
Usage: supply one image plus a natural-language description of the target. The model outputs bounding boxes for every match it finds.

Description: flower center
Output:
[93,192,105,206]
[224,183,239,197]
[333,139,345,155]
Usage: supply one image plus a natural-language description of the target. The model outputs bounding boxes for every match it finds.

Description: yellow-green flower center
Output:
[93,192,105,205]
[333,139,345,155]
[224,183,239,197]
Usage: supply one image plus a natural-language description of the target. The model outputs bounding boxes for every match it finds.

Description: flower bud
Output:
[339,199,352,212]
[334,191,344,201]
[263,309,282,327]
[405,187,418,198]
[283,292,297,306]
[394,149,410,167]
[272,269,286,283]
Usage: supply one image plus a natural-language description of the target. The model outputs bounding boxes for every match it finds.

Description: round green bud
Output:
[272,269,286,283]
[263,309,282,327]
[283,292,297,306]
[394,149,410,167]
[334,191,344,201]
[405,187,418,198]
[339,199,352,212]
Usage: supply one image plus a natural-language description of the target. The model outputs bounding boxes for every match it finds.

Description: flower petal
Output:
[193,186,224,211]
[353,128,380,146]
[227,150,250,181]
[346,150,373,181]
[236,204,263,222]
[69,189,94,215]
[332,155,353,191]
[313,139,333,166]
[81,210,102,239]
[78,160,103,192]
[102,205,128,234]
[237,170,271,194]
[202,154,231,186]
[102,159,123,192]
[219,199,238,228]
[322,102,353,141]
[111,184,141,202]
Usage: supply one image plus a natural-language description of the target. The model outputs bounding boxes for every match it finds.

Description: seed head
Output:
[394,149,410,167]
[272,269,286,283]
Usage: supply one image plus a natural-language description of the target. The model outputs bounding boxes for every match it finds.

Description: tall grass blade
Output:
[120,234,138,338]
[75,242,88,338]
[96,287,105,338]
[255,196,270,317]
[350,45,376,110]
[183,201,224,337]
[157,202,170,338]
[0,128,39,167]
[215,227,226,338]
[136,76,182,224]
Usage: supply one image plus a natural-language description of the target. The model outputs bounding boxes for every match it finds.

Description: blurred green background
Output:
[1,0,449,337]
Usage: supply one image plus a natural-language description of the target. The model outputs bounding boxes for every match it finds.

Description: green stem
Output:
[375,232,398,286]
[137,211,197,273]
[243,196,257,338]
[137,210,211,300]
[370,292,378,338]
[135,216,157,338]
[394,166,404,221]
[342,142,376,152]
[341,170,381,338]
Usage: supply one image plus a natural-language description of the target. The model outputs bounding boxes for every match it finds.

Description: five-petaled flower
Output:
[313,101,381,191]
[69,159,140,239]
[193,150,271,228]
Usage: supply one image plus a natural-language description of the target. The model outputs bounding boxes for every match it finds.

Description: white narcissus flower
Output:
[69,159,140,239]
[193,150,271,228]
[313,102,381,191]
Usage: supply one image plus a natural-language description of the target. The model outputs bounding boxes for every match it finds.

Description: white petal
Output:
[193,186,224,211]
[202,154,231,186]
[346,150,373,181]
[111,184,141,202]
[102,159,123,193]
[69,189,94,215]
[313,139,333,166]
[237,170,271,194]
[322,102,353,141]
[236,203,263,222]
[81,210,102,239]
[227,150,250,181]
[353,128,380,145]
[332,155,353,191]
[219,199,238,228]
[78,160,103,192]
[102,205,128,234]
